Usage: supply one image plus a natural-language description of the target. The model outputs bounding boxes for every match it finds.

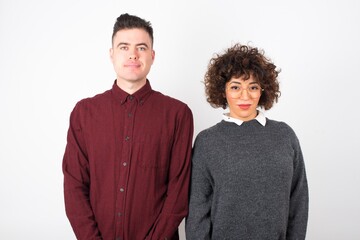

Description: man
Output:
[63,13,193,240]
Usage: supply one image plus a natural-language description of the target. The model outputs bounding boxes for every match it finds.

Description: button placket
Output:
[116,94,137,238]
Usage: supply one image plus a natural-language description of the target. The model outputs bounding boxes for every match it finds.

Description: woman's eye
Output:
[249,86,259,91]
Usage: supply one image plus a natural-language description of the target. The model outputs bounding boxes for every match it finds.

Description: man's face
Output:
[110,28,155,87]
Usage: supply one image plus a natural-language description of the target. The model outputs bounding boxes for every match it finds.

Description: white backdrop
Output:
[1,0,359,239]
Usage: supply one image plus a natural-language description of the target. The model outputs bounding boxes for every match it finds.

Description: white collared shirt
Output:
[222,110,266,126]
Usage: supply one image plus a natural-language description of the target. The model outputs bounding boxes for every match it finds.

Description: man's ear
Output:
[109,48,114,62]
[152,50,155,61]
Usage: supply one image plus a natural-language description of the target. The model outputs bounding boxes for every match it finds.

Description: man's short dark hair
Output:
[112,13,154,46]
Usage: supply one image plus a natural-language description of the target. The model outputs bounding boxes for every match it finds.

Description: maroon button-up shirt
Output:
[63,80,194,240]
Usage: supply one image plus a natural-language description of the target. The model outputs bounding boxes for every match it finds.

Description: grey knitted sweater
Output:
[186,119,308,240]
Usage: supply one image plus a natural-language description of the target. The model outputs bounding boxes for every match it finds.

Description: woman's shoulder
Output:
[267,118,294,130]
[266,118,299,141]
[194,121,225,143]
[198,121,227,135]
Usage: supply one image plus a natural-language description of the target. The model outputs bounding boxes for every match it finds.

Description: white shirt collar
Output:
[222,110,266,126]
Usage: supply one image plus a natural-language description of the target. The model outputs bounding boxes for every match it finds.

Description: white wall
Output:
[1,0,359,239]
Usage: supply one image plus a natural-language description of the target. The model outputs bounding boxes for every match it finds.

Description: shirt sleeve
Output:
[185,132,213,239]
[146,105,194,240]
[286,134,309,240]
[62,102,102,240]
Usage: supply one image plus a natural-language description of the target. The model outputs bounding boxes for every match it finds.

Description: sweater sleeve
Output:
[185,133,213,240]
[286,134,309,240]
[62,102,102,240]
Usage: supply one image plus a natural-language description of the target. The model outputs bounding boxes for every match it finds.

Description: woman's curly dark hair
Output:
[204,43,281,110]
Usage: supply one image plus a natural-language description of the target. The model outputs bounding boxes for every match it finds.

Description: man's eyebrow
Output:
[116,42,129,48]
[135,43,149,48]
[116,42,149,48]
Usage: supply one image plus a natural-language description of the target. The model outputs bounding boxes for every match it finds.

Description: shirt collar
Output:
[111,79,153,105]
[222,110,266,126]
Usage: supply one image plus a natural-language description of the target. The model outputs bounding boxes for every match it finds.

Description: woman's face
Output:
[225,75,262,121]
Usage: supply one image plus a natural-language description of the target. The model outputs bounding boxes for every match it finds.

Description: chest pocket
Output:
[135,133,173,169]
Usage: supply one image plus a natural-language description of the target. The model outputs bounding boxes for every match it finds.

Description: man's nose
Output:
[128,48,138,60]
[129,54,138,60]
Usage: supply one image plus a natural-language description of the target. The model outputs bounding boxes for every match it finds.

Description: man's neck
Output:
[116,79,146,95]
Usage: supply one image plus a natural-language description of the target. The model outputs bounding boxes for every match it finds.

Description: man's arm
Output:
[147,105,194,239]
[63,102,102,240]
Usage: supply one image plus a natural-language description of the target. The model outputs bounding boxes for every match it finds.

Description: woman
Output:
[186,44,308,239]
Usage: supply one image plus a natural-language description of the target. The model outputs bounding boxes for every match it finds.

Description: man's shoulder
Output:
[151,90,191,110]
[77,89,112,106]
[152,90,183,103]
[71,89,112,115]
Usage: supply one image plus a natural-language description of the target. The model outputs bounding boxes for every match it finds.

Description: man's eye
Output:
[138,47,146,51]
[120,46,128,50]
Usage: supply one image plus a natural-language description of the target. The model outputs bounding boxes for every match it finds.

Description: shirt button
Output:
[118,212,122,217]
[129,95,133,100]
[125,136,130,141]
[116,237,121,240]
[120,188,124,192]
[123,162,127,166]
[128,113,132,117]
